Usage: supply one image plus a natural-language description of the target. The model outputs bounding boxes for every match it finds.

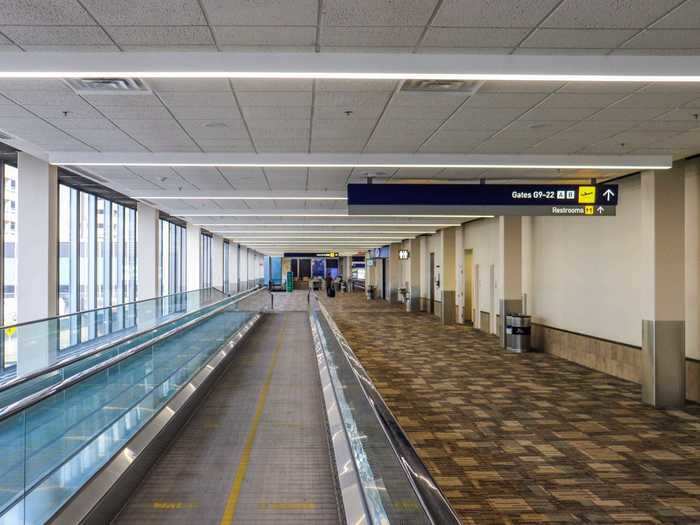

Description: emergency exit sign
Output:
[347,183,618,216]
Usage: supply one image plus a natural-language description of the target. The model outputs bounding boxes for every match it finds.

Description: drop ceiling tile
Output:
[105,26,214,46]
[231,79,313,92]
[0,0,94,25]
[315,91,391,111]
[4,90,87,108]
[198,139,255,152]
[520,28,637,48]
[422,27,529,48]
[236,91,312,106]
[479,80,565,93]
[589,107,667,121]
[519,107,599,121]
[316,79,396,92]
[444,107,524,129]
[512,47,610,55]
[655,108,700,121]
[201,0,318,25]
[241,106,311,120]
[99,105,173,119]
[543,0,684,28]
[0,103,33,118]
[214,25,316,46]
[434,0,561,28]
[653,1,700,28]
[320,26,421,47]
[537,93,625,108]
[0,25,112,45]
[313,106,380,119]
[148,79,232,92]
[622,29,700,48]
[310,139,366,152]
[613,92,699,108]
[46,117,116,130]
[463,93,549,108]
[323,0,437,26]
[255,139,309,152]
[611,47,700,55]
[558,81,649,93]
[169,105,243,120]
[81,0,206,25]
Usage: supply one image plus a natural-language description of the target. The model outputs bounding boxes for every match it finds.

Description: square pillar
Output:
[387,242,401,303]
[686,161,700,363]
[212,235,224,289]
[186,224,200,291]
[440,227,457,324]
[16,153,58,323]
[641,168,686,409]
[498,216,523,347]
[136,202,159,300]
[407,238,422,312]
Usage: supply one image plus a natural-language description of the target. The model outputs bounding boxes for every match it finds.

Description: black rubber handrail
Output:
[0,287,264,424]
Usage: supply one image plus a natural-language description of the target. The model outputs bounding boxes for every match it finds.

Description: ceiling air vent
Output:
[65,78,151,95]
[401,79,483,94]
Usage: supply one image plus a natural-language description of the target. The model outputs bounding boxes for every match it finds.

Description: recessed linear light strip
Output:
[193,223,458,227]
[136,196,348,201]
[5,51,700,82]
[179,213,490,218]
[49,153,669,171]
[209,230,433,234]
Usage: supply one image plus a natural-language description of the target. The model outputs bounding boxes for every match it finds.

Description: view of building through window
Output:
[58,184,137,316]
[159,219,186,296]
[200,232,212,289]
[3,163,17,326]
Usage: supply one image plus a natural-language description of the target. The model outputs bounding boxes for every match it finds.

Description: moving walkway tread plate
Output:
[114,312,341,525]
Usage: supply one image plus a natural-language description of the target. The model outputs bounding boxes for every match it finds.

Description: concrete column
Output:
[686,161,700,363]
[387,242,401,303]
[16,153,58,323]
[212,235,223,289]
[136,202,159,300]
[641,167,686,409]
[407,238,422,311]
[498,216,523,346]
[440,227,457,324]
[186,224,200,291]
[455,225,465,323]
[521,216,534,315]
[419,236,429,311]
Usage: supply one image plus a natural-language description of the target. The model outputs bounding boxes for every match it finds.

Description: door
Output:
[464,249,473,324]
[429,253,435,314]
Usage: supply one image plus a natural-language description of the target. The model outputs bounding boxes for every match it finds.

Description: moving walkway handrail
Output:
[0,288,247,395]
[314,296,461,525]
[0,286,265,424]
[0,286,223,331]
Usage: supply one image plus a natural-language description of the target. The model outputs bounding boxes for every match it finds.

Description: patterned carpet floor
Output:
[321,292,700,524]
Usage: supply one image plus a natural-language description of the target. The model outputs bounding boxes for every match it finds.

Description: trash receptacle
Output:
[506,314,531,353]
[366,285,375,300]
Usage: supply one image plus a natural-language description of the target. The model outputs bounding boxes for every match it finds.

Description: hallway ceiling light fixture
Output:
[49,152,671,171]
[135,195,348,200]
[5,52,700,83]
[208,230,433,234]
[176,213,488,218]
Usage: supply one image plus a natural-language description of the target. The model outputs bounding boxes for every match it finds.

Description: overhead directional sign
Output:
[347,183,619,216]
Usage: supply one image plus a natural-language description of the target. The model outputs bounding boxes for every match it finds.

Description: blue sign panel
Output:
[347,183,619,206]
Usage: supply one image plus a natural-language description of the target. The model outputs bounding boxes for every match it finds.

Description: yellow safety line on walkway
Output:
[219,313,287,525]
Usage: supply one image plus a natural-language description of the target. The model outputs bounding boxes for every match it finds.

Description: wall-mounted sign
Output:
[399,249,410,260]
[347,183,618,217]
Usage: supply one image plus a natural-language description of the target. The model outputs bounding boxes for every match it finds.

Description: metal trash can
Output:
[506,314,531,353]
[366,285,375,300]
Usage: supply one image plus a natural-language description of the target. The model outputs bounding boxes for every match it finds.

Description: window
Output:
[159,219,186,296]
[2,163,18,326]
[58,184,137,315]
[223,240,230,293]
[200,233,212,288]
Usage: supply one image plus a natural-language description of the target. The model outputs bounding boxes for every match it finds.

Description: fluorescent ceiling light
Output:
[5,51,700,83]
[193,223,456,227]
[226,236,409,240]
[136,195,347,201]
[179,213,487,218]
[209,230,431,234]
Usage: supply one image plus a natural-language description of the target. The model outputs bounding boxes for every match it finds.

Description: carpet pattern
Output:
[321,292,700,524]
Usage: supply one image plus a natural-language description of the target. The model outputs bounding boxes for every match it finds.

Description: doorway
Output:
[429,252,435,314]
[381,258,387,300]
[463,249,473,325]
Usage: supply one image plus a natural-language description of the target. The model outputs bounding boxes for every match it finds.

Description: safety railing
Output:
[0,287,265,524]
[309,294,460,525]
[0,288,262,411]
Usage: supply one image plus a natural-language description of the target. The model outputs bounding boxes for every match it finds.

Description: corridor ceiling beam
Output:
[2,52,700,82]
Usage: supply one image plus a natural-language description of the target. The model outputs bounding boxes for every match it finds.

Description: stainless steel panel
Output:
[642,319,685,409]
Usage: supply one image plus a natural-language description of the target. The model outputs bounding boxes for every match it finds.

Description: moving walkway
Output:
[0,288,459,524]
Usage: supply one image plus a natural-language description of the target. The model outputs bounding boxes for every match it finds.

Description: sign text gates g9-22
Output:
[347,183,619,216]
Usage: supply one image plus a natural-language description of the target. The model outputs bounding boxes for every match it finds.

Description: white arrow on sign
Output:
[597,206,605,214]
[603,189,615,201]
